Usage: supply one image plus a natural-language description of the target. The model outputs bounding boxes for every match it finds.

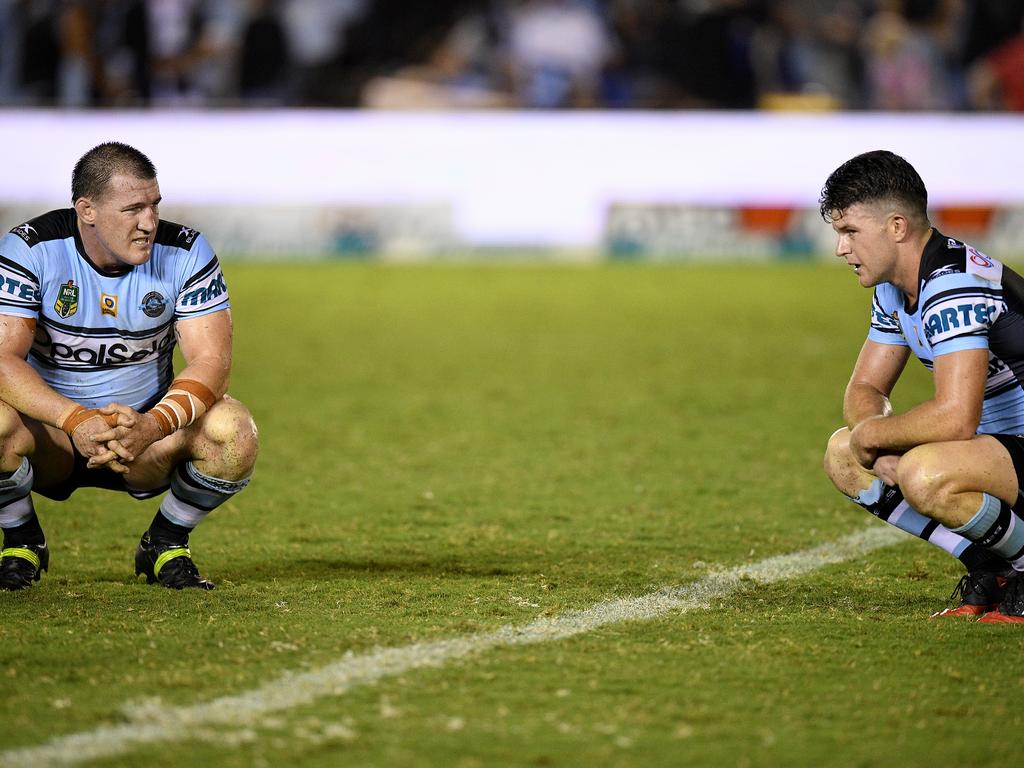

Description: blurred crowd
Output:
[0,0,1022,110]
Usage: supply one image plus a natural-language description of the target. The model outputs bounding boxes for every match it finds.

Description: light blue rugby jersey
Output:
[868,229,1024,435]
[0,209,229,410]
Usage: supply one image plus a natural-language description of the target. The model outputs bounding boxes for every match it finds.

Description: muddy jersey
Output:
[0,209,229,410]
[867,229,1024,435]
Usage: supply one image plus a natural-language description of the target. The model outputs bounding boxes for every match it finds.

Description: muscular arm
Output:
[173,309,233,398]
[843,340,911,429]
[850,346,988,464]
[0,315,80,427]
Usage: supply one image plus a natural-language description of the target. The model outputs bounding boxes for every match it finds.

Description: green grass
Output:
[2,262,1023,767]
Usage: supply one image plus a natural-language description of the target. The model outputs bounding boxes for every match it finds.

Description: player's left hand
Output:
[849,420,879,469]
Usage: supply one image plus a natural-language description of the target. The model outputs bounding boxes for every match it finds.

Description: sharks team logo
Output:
[140,291,167,318]
[54,280,79,318]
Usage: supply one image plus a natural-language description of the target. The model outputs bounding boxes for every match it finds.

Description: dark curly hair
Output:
[819,150,929,225]
[72,141,157,203]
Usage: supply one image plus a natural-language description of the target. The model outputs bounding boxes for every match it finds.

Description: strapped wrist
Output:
[146,379,218,437]
[60,405,116,435]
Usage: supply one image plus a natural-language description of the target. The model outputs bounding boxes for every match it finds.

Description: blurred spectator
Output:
[860,0,954,110]
[505,0,616,108]
[0,0,23,103]
[968,27,1024,111]
[361,3,514,109]
[18,2,61,104]
[56,1,96,107]
[239,0,291,103]
[282,0,367,101]
[148,0,243,106]
[0,0,1022,111]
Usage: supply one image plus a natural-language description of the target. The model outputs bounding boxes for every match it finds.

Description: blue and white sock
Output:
[0,458,42,547]
[952,493,1024,572]
[851,479,1003,572]
[150,461,251,542]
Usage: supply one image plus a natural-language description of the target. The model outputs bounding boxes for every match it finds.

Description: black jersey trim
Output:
[180,256,221,291]
[921,287,1003,314]
[155,220,201,251]
[0,254,39,284]
[985,378,1023,400]
[39,316,174,339]
[8,209,76,247]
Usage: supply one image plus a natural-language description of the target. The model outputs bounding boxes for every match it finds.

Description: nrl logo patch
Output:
[891,311,902,332]
[54,280,79,318]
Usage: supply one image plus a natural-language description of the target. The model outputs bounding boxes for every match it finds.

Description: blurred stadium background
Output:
[0,0,1022,261]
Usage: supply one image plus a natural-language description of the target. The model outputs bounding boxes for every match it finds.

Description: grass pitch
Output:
[2,261,1024,767]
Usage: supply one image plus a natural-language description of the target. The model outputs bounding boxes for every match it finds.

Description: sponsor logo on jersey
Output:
[946,238,964,250]
[140,291,167,318]
[179,272,227,307]
[100,293,118,317]
[0,271,39,304]
[969,250,995,269]
[178,226,199,246]
[10,223,37,244]
[54,280,79,319]
[33,323,175,368]
[924,302,997,339]
[928,264,959,279]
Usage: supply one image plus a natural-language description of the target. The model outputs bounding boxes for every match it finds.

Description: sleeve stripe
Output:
[922,287,1002,314]
[0,254,38,283]
[180,256,220,291]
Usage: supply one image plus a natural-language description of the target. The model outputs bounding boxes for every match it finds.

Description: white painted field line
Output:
[0,525,903,767]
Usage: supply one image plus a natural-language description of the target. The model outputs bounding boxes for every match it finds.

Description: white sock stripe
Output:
[0,526,904,767]
[927,525,970,556]
[887,500,911,527]
[0,496,35,528]
[158,493,211,528]
[0,458,33,507]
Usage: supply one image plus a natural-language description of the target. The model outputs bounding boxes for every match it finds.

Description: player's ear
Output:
[889,213,909,241]
[74,197,96,225]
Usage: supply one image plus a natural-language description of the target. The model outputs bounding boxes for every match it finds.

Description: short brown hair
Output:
[71,142,157,203]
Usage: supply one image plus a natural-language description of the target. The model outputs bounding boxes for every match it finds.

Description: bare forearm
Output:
[173,357,230,399]
[855,397,977,454]
[0,355,80,427]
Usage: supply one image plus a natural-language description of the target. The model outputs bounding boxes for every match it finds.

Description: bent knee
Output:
[201,397,258,449]
[823,427,853,480]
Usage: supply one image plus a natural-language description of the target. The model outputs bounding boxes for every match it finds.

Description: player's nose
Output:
[137,207,157,232]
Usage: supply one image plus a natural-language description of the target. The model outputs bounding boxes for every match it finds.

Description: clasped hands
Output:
[70,404,165,475]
